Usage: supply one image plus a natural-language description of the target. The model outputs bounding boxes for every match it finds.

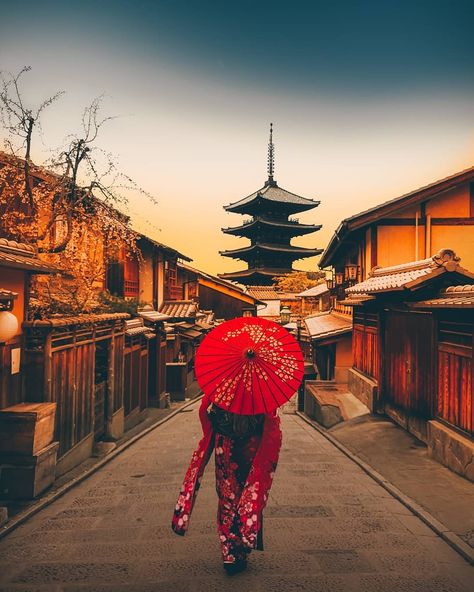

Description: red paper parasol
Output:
[195,317,304,415]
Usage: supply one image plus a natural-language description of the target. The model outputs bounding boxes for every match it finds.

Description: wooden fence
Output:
[23,314,127,458]
[437,317,473,436]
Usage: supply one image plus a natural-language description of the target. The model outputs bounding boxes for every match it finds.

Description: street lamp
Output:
[280,305,291,325]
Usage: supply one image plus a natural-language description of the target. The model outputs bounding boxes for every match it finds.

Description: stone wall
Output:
[428,420,474,483]
[348,368,378,412]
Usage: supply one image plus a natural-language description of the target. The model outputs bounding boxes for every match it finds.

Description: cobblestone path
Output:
[0,401,472,591]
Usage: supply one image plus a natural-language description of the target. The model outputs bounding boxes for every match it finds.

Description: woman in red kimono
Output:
[172,393,282,575]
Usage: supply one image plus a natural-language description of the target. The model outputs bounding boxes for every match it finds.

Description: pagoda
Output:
[219,124,323,286]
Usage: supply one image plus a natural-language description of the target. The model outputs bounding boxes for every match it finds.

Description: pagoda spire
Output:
[266,122,276,187]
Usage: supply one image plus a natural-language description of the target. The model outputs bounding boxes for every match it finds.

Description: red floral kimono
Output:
[172,395,282,564]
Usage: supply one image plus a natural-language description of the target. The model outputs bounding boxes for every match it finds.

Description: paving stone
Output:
[0,405,471,591]
[265,505,335,517]
[303,549,376,573]
[12,563,131,584]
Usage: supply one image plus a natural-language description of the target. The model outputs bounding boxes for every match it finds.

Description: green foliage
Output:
[272,271,326,293]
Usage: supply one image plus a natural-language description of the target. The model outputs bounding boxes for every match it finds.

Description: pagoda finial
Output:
[266,122,276,186]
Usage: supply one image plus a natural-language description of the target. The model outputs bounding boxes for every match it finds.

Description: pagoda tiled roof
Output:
[224,183,319,212]
[220,243,323,259]
[222,217,321,237]
[219,267,305,282]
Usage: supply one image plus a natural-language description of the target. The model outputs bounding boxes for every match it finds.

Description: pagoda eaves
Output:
[222,218,322,238]
[224,183,320,215]
[220,243,323,262]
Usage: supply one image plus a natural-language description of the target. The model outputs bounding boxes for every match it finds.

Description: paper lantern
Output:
[0,311,19,343]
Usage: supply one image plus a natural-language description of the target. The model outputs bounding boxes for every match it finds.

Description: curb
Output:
[296,411,474,566]
[0,395,203,541]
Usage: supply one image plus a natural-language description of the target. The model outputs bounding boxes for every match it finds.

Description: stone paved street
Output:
[0,400,472,592]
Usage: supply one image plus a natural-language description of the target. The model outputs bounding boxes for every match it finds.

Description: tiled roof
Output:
[223,218,321,235]
[138,235,191,262]
[346,249,474,295]
[0,289,18,301]
[219,267,306,280]
[196,310,215,325]
[0,238,60,274]
[246,286,280,300]
[159,300,197,318]
[304,311,352,341]
[320,165,474,268]
[125,318,156,337]
[22,313,129,328]
[225,183,319,211]
[412,285,474,309]
[138,308,170,323]
[177,262,260,303]
[246,286,300,301]
[298,283,329,297]
[220,243,322,257]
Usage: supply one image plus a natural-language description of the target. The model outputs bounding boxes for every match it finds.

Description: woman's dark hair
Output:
[208,404,264,439]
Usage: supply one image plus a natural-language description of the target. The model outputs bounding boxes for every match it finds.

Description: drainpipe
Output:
[415,211,419,259]
[425,214,432,258]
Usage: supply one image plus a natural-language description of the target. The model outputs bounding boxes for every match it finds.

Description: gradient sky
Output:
[1,0,474,274]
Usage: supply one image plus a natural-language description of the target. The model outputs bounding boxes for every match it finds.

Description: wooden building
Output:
[107,235,192,309]
[343,249,474,481]
[246,285,301,320]
[177,262,261,319]
[21,313,128,476]
[318,165,474,381]
[0,238,59,409]
[298,282,330,316]
[219,125,322,285]
[304,312,352,381]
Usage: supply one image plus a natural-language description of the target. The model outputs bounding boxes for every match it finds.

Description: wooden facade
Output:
[353,310,379,381]
[344,252,474,479]
[436,314,473,436]
[319,167,474,382]
[22,314,128,460]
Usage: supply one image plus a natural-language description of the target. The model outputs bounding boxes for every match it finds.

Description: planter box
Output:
[0,441,59,499]
[0,402,57,456]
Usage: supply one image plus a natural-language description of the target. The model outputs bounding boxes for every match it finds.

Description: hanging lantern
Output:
[335,271,344,285]
[0,311,18,343]
[0,290,18,343]
[280,305,291,325]
[345,263,358,282]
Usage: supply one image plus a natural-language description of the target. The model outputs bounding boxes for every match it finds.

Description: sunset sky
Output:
[1,0,474,275]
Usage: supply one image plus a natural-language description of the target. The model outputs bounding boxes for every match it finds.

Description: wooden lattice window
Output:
[124,256,139,298]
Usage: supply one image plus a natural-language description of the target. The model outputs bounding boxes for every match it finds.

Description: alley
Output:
[0,401,472,592]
